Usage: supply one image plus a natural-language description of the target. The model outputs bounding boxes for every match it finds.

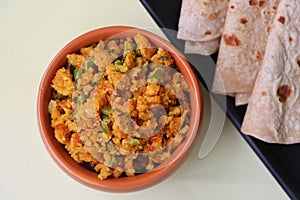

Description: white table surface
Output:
[0,0,289,199]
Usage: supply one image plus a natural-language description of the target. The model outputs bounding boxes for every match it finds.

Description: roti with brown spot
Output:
[212,0,280,94]
[241,0,300,144]
[177,0,229,42]
[184,38,220,55]
[235,92,251,106]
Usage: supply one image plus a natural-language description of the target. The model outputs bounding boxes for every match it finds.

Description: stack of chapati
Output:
[177,0,228,55]
[178,0,300,144]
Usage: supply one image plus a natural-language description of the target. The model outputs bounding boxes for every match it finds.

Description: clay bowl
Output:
[37,26,203,192]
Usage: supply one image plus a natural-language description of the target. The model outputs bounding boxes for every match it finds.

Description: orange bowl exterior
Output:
[37,26,203,192]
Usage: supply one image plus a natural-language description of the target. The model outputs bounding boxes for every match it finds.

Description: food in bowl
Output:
[48,33,192,180]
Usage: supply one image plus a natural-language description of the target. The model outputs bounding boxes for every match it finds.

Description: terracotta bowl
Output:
[37,26,203,192]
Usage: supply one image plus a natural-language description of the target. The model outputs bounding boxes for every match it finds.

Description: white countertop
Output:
[0,0,289,199]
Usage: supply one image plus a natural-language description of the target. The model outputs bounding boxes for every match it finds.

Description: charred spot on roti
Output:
[267,26,272,32]
[202,2,209,6]
[230,4,235,9]
[276,85,292,103]
[249,0,257,6]
[189,41,196,46]
[249,0,265,7]
[255,51,261,60]
[289,37,294,42]
[240,18,248,24]
[208,10,221,20]
[205,31,212,35]
[285,4,290,7]
[272,6,277,10]
[297,60,300,67]
[259,1,265,7]
[278,16,286,24]
[223,34,241,46]
[262,91,267,96]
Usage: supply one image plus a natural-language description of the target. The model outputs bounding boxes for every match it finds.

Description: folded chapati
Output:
[241,0,300,144]
[184,38,220,55]
[177,0,229,42]
[235,92,251,106]
[212,0,280,94]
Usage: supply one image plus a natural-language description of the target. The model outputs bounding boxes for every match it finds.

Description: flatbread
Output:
[177,0,228,42]
[212,0,280,94]
[241,0,300,144]
[235,93,251,106]
[184,38,220,55]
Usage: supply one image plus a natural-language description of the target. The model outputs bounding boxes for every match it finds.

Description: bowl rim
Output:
[37,25,203,192]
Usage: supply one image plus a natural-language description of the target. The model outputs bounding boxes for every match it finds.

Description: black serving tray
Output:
[140,0,300,199]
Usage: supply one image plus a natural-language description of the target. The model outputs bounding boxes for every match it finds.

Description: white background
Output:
[0,0,288,199]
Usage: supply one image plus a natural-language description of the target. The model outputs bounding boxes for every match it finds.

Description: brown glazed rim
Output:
[37,26,203,192]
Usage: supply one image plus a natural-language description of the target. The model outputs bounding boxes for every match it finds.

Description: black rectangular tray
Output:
[140,0,300,199]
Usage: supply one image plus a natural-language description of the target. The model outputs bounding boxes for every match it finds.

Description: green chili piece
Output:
[57,93,67,100]
[84,59,98,72]
[135,49,141,56]
[105,155,117,168]
[73,68,82,79]
[112,60,128,73]
[129,138,139,146]
[114,60,123,65]
[161,56,169,61]
[100,121,109,134]
[150,70,163,79]
[67,112,75,120]
[101,105,112,116]
[119,65,128,73]
[101,114,110,121]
